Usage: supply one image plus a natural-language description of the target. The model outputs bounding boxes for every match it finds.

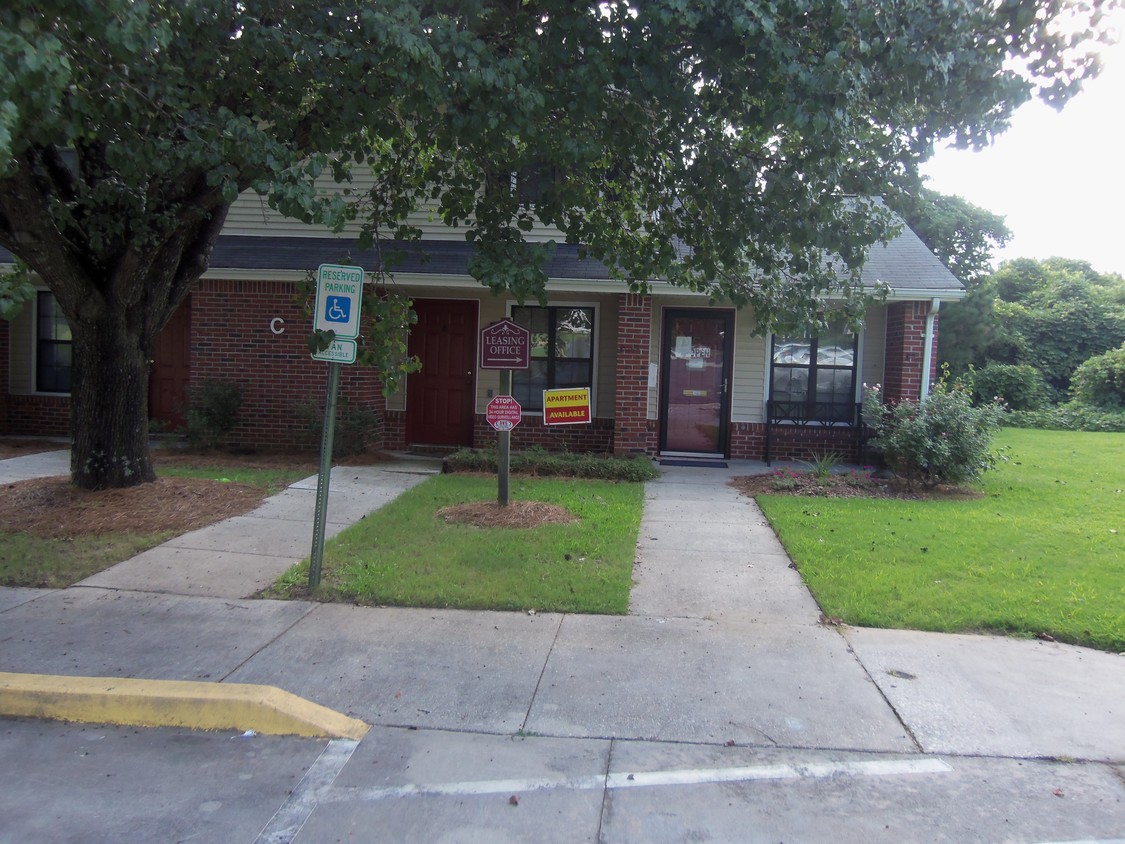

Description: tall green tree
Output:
[888,186,1012,375]
[985,258,1125,398]
[0,0,1109,488]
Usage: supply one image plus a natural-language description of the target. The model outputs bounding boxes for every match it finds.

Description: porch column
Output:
[883,301,939,402]
[613,293,655,455]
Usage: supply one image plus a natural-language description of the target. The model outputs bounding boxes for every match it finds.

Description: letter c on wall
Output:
[270,317,285,334]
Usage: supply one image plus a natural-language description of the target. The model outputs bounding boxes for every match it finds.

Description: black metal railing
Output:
[764,399,865,464]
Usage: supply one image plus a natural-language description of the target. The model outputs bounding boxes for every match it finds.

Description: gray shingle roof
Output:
[207,236,616,280]
[860,224,964,292]
[1,215,962,295]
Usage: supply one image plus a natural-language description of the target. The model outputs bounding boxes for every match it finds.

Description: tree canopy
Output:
[0,0,1111,487]
[887,186,1011,290]
[943,257,1125,398]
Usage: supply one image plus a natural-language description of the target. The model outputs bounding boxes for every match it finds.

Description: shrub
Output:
[969,363,1049,411]
[1070,343,1125,410]
[296,396,383,457]
[1006,402,1125,432]
[865,381,1003,488]
[184,380,243,449]
[444,448,659,482]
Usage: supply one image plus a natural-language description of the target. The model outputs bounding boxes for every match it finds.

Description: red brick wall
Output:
[613,293,657,455]
[6,395,70,436]
[730,421,864,463]
[883,301,936,403]
[474,414,615,453]
[385,409,407,451]
[0,312,72,436]
[191,279,385,451]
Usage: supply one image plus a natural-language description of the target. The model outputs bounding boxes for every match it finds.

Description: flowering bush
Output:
[864,380,1004,489]
[770,467,803,491]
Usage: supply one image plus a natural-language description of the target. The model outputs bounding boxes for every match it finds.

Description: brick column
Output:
[613,293,655,455]
[883,301,936,402]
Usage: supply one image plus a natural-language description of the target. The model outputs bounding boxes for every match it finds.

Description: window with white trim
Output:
[511,306,594,412]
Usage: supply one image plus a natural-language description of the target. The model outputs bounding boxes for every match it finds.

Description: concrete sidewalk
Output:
[1,451,1123,841]
[1,450,1122,758]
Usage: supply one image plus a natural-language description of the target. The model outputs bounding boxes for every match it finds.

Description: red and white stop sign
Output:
[486,395,522,431]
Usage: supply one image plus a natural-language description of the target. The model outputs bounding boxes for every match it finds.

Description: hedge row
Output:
[443,448,660,482]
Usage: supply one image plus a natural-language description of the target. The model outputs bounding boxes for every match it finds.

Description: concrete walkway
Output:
[1,450,1123,842]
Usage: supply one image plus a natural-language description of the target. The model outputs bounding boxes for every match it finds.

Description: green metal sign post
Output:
[308,361,340,588]
[308,263,364,589]
[498,370,512,507]
[479,319,530,509]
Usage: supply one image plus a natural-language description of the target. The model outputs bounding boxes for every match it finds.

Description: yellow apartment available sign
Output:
[542,388,591,426]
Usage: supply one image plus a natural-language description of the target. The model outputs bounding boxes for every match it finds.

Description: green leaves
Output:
[0,258,34,320]
[0,0,1112,412]
[306,328,337,355]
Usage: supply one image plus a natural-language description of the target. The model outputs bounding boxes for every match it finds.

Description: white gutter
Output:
[920,298,941,400]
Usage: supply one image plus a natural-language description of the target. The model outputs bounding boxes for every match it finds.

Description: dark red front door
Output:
[406,299,478,446]
[149,298,191,431]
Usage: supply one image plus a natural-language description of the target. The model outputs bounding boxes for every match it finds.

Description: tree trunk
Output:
[69,313,156,490]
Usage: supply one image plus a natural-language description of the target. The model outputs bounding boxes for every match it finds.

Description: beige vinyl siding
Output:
[861,305,886,391]
[224,175,567,243]
[730,310,768,422]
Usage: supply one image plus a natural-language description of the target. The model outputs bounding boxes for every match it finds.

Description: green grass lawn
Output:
[269,474,645,614]
[756,428,1125,651]
[157,464,312,494]
[0,531,179,589]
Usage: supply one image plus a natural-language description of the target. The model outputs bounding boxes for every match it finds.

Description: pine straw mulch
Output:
[437,500,579,529]
[0,447,392,539]
[0,439,67,460]
[729,474,983,501]
[0,475,268,538]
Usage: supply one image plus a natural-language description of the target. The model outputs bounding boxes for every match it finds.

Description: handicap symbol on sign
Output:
[325,296,350,324]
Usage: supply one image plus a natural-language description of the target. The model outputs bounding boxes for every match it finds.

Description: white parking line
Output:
[323,756,953,803]
[256,738,360,844]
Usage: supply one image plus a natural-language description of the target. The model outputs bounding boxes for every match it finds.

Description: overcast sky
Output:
[920,17,1125,278]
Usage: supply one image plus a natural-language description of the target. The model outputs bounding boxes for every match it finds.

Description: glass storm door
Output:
[659,310,733,455]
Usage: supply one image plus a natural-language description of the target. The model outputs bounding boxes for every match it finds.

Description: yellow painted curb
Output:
[0,672,369,740]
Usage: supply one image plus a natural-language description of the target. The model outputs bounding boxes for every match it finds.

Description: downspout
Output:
[920,298,941,400]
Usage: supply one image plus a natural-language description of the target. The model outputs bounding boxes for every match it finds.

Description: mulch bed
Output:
[0,439,67,460]
[0,476,267,538]
[437,500,579,528]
